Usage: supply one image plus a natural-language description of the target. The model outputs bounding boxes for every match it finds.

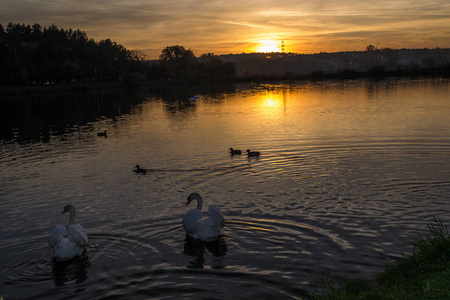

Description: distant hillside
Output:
[215,48,450,79]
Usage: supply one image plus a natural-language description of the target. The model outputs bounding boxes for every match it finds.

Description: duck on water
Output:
[97,130,107,137]
[229,148,242,155]
[134,165,146,175]
[246,149,260,157]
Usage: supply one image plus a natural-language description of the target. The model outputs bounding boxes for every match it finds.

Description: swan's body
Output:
[229,148,242,155]
[182,193,225,242]
[246,149,260,157]
[188,95,198,102]
[97,130,107,137]
[134,165,146,175]
[48,205,88,261]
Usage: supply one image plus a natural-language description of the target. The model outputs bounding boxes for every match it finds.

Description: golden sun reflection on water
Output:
[258,89,287,115]
[262,97,280,108]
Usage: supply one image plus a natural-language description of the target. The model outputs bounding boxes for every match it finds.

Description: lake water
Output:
[1,78,449,299]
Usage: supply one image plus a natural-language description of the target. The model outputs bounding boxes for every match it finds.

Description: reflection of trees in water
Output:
[52,253,91,286]
[0,88,147,143]
[152,82,236,118]
[183,234,227,269]
[0,82,237,143]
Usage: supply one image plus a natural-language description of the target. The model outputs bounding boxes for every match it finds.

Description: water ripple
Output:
[1,79,449,299]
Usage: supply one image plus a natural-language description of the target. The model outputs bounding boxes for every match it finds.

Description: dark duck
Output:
[134,165,146,175]
[229,148,242,155]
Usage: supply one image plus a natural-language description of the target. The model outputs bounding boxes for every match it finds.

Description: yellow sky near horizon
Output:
[1,0,449,59]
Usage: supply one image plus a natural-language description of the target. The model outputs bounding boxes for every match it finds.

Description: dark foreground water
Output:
[1,78,449,299]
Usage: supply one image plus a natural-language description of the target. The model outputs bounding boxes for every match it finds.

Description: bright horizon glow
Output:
[0,0,448,59]
[254,39,282,53]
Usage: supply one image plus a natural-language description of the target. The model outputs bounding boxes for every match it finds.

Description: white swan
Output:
[182,193,225,242]
[188,95,199,102]
[48,205,88,261]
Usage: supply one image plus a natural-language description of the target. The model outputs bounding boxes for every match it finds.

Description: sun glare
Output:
[260,90,285,111]
[255,39,281,53]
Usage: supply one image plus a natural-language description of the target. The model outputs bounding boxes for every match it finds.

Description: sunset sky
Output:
[1,0,449,59]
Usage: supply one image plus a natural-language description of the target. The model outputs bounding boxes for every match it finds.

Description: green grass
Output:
[309,217,450,299]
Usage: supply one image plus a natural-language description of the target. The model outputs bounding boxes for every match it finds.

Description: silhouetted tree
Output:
[159,45,197,80]
[0,22,147,85]
[199,53,235,81]
[159,45,195,61]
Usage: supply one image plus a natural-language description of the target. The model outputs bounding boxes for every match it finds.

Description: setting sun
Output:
[255,39,282,53]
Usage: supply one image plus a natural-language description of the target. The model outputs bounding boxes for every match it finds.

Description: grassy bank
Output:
[310,217,450,299]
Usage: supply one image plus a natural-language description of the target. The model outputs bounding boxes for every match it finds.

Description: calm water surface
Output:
[1,78,449,299]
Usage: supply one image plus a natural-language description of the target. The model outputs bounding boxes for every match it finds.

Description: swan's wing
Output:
[48,224,86,261]
[67,224,88,247]
[183,207,224,241]
[183,209,203,234]
[52,238,85,261]
[48,225,66,247]
[208,205,225,230]
[188,206,225,242]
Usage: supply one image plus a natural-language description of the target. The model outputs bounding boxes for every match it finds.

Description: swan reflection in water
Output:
[183,234,227,269]
[51,253,91,286]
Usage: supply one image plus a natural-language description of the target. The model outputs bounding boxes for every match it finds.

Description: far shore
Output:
[1,71,448,97]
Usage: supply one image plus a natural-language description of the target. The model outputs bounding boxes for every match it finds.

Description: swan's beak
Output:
[61,208,67,214]
[186,197,192,206]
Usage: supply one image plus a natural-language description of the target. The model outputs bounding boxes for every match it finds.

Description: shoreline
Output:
[309,217,450,299]
[1,72,448,97]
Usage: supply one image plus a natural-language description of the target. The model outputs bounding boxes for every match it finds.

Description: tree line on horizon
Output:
[0,23,234,86]
[1,23,448,87]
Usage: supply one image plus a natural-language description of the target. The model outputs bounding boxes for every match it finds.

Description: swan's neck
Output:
[192,194,203,211]
[65,206,76,225]
[187,193,204,211]
[68,211,75,225]
[196,197,203,211]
